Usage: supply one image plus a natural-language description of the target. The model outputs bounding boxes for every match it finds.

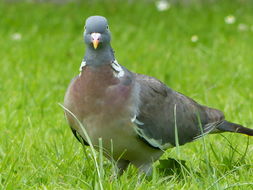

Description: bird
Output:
[63,15,253,176]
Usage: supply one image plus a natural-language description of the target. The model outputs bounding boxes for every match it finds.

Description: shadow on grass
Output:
[157,157,195,177]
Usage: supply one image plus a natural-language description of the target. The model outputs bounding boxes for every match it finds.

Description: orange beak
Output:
[91,33,101,49]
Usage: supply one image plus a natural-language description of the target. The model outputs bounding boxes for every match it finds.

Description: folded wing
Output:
[134,74,224,149]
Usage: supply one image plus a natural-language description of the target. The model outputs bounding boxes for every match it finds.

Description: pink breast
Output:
[70,65,132,118]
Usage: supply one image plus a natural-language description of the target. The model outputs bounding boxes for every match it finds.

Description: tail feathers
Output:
[217,120,253,136]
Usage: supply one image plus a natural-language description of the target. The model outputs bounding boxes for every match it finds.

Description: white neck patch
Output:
[79,61,86,76]
[111,60,125,78]
[79,60,124,78]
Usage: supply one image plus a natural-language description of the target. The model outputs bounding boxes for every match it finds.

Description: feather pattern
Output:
[133,74,224,147]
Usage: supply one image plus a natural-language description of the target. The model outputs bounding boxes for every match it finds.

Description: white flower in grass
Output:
[191,35,198,43]
[11,33,22,41]
[238,23,248,31]
[224,15,236,24]
[156,0,170,12]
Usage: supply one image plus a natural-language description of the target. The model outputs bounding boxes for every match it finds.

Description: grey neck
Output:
[84,45,115,66]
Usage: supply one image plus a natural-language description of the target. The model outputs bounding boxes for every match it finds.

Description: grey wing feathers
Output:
[135,74,224,148]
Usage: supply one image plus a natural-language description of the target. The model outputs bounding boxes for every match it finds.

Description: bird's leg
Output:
[110,159,130,180]
[116,159,130,175]
[138,163,153,177]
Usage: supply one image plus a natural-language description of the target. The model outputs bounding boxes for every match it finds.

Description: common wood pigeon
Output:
[64,16,253,175]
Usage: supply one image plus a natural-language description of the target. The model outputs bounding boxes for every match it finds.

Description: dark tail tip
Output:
[217,120,253,136]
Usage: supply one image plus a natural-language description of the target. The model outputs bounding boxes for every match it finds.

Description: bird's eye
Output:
[106,25,109,30]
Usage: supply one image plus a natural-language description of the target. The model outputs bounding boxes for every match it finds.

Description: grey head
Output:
[83,16,115,66]
[84,16,111,49]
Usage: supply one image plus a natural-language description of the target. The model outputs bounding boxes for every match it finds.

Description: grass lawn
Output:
[0,0,253,189]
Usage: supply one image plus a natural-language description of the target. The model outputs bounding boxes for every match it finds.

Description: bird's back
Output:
[135,74,224,146]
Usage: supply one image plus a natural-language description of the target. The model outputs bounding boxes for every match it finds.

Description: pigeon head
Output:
[84,16,111,50]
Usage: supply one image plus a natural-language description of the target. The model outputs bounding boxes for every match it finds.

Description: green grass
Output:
[1,0,253,189]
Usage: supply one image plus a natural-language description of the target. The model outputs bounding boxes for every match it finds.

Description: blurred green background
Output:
[0,0,253,189]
